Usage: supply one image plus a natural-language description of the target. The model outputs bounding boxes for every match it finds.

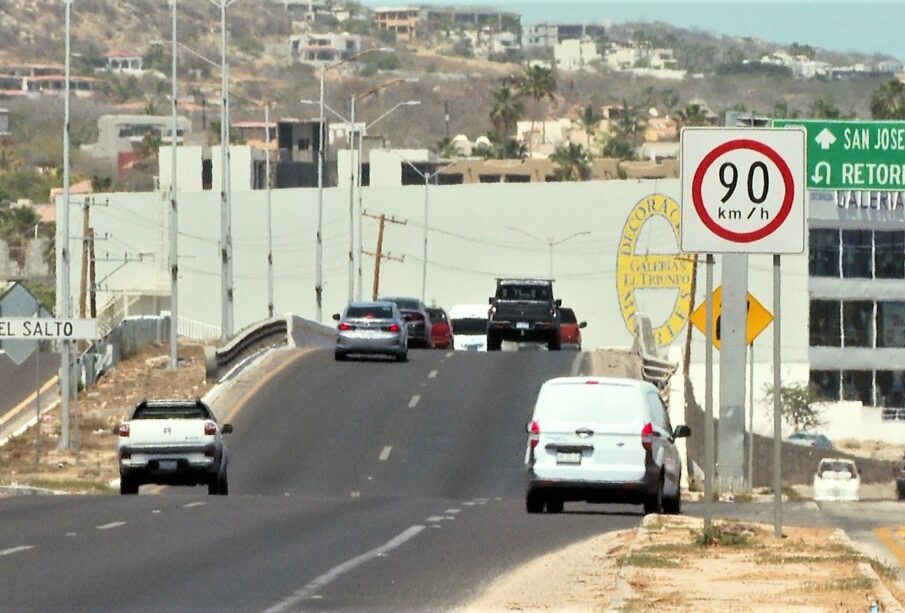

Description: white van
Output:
[449,304,489,351]
[525,376,690,514]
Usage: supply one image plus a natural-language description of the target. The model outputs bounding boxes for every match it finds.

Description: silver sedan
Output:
[333,301,409,362]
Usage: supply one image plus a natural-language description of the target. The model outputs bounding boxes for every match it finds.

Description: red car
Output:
[558,307,587,350]
[427,307,453,349]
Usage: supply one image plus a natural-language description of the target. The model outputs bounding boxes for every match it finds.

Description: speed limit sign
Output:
[681,128,806,254]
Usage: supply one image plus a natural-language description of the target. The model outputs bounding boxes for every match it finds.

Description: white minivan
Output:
[525,376,690,514]
[449,304,489,351]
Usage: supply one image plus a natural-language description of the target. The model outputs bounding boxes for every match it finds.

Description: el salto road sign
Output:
[689,287,774,350]
[0,318,97,340]
[773,118,905,191]
[681,127,806,254]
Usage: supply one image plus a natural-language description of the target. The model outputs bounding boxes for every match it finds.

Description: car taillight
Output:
[529,420,540,449]
[585,380,599,385]
[387,323,400,333]
[118,423,130,437]
[641,422,655,451]
[338,322,354,331]
[204,421,217,436]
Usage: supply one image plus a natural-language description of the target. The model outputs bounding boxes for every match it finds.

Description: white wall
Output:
[158,145,257,194]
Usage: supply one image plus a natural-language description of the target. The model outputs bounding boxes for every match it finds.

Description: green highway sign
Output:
[773,119,905,191]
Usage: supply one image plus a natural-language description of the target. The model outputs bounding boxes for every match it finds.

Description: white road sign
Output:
[0,318,98,340]
[681,128,806,254]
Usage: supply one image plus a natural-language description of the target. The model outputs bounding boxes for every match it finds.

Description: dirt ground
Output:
[0,342,211,492]
[461,514,905,612]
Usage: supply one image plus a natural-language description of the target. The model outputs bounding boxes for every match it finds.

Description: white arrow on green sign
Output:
[773,118,905,191]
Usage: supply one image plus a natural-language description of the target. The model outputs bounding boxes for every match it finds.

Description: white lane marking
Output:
[408,395,421,408]
[428,370,438,379]
[95,521,126,531]
[350,491,361,498]
[66,532,77,537]
[445,352,454,358]
[183,502,206,508]
[265,525,425,613]
[425,516,444,522]
[444,516,456,521]
[152,510,161,514]
[569,350,585,376]
[378,446,392,461]
[462,501,475,506]
[0,546,33,556]
[444,508,460,514]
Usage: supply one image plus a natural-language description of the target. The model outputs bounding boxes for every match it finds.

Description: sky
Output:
[361,1,905,61]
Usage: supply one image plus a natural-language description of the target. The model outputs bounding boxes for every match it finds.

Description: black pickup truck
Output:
[487,278,561,351]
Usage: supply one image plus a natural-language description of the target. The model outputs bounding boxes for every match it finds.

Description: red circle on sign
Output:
[691,139,795,243]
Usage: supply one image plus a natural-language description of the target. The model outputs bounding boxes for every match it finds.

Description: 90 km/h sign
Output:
[681,128,806,254]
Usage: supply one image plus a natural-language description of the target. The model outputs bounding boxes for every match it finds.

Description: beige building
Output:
[374,6,420,42]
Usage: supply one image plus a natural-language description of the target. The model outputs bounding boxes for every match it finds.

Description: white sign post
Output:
[680,127,806,541]
[681,128,806,254]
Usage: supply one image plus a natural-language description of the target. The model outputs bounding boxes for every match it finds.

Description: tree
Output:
[489,86,524,138]
[763,382,823,432]
[0,204,40,268]
[433,137,460,159]
[578,104,603,147]
[91,175,114,192]
[676,103,710,127]
[772,100,799,119]
[871,79,905,120]
[518,65,556,147]
[0,146,23,173]
[809,99,842,119]
[550,142,592,181]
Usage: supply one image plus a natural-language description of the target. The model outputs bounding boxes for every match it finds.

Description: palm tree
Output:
[0,205,40,267]
[489,86,524,139]
[518,65,556,146]
[871,79,905,120]
[578,104,603,147]
[550,142,592,181]
[676,103,710,127]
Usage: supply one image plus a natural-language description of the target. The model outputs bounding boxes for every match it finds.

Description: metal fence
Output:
[177,316,221,342]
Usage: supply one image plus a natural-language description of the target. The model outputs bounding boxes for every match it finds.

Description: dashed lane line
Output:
[875,526,905,569]
[264,525,425,613]
[183,502,207,508]
[444,352,454,358]
[95,522,126,531]
[0,546,33,556]
[408,395,421,408]
[428,370,438,379]
[378,446,392,461]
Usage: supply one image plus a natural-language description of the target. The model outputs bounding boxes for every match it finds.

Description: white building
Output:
[554,39,601,72]
[290,32,362,66]
[81,114,191,162]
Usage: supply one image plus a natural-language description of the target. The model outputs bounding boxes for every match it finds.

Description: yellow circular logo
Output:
[616,194,693,348]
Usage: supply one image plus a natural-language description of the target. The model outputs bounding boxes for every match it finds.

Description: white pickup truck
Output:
[115,399,233,495]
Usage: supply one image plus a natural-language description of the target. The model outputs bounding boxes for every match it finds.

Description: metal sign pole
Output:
[773,253,782,538]
[748,341,755,489]
[35,305,41,465]
[704,253,715,528]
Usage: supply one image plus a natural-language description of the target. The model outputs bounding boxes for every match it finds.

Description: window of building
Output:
[842,301,874,347]
[877,301,905,348]
[876,371,905,407]
[842,370,873,405]
[478,174,501,183]
[809,300,840,346]
[808,228,839,277]
[809,370,840,401]
[874,231,904,279]
[504,174,530,183]
[841,230,872,278]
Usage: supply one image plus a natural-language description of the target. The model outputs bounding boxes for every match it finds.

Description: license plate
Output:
[158,460,178,471]
[516,322,529,330]
[556,452,581,465]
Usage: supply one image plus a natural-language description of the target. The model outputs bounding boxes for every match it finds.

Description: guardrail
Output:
[204,316,288,381]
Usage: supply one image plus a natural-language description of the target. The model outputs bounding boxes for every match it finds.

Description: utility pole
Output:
[79,198,90,318]
[89,229,97,318]
[362,211,405,300]
[169,0,180,368]
[58,0,73,450]
[444,100,450,139]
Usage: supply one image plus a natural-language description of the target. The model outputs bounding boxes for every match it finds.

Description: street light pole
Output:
[169,0,179,368]
[58,0,73,450]
[347,97,356,303]
[315,64,325,321]
[506,227,591,278]
[265,101,273,318]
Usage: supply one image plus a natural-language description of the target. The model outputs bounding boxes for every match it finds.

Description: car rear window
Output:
[451,317,487,335]
[347,306,393,319]
[133,403,211,420]
[818,461,856,476]
[498,284,551,301]
[533,383,642,425]
[386,298,420,310]
[426,308,446,322]
[559,308,577,324]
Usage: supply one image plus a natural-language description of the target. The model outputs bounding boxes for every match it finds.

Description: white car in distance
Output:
[115,399,232,495]
[449,304,489,351]
[812,458,860,502]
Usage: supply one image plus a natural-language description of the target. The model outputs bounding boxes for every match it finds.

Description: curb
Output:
[832,528,905,612]
[604,514,655,612]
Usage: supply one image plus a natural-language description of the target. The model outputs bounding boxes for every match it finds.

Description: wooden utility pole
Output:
[362,211,406,300]
[78,198,90,318]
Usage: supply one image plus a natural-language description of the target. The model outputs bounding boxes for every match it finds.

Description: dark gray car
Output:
[380,297,432,348]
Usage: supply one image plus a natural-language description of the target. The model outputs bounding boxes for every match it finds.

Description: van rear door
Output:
[530,380,646,483]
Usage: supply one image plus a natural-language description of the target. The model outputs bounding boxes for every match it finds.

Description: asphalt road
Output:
[0,348,646,612]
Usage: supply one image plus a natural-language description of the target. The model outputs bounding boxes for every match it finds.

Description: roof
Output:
[542,376,651,390]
